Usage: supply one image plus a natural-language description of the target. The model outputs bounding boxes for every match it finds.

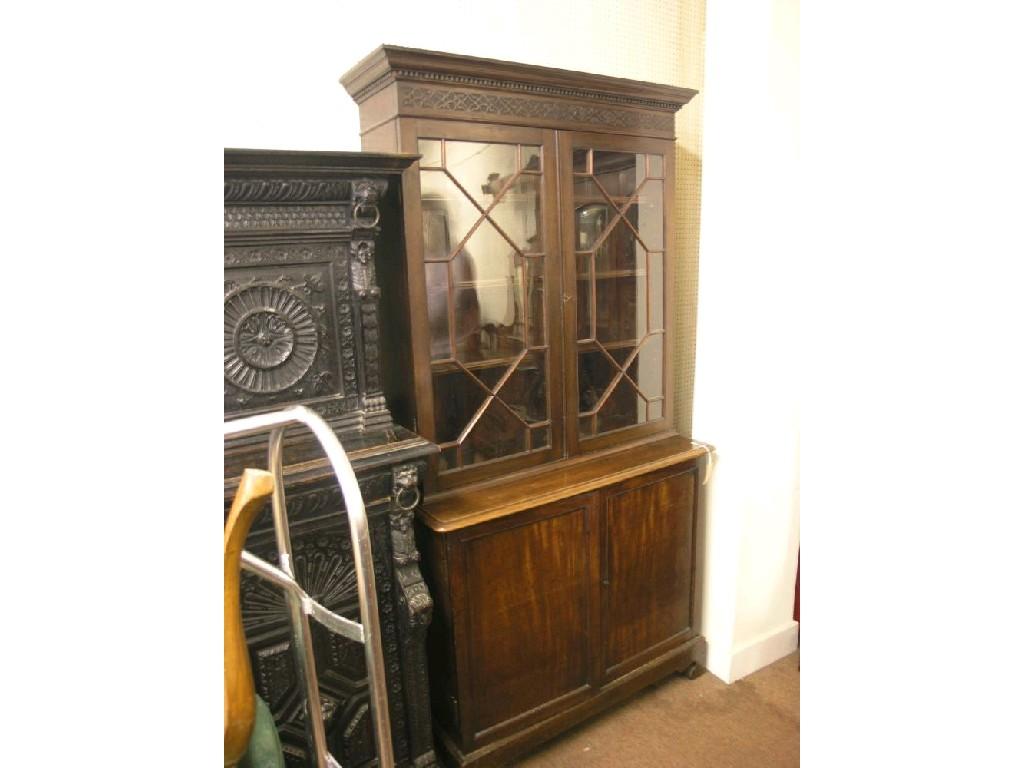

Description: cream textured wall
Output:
[221,0,800,684]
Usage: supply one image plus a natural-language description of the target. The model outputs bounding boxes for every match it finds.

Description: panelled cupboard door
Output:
[558,131,677,456]
[452,494,599,745]
[601,464,698,680]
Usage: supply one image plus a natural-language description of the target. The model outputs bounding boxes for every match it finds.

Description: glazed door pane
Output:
[572,147,667,440]
[418,137,553,474]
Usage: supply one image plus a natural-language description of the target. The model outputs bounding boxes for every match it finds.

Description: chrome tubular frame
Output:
[224,406,394,768]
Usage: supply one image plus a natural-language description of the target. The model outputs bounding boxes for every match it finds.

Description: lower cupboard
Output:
[415,437,709,767]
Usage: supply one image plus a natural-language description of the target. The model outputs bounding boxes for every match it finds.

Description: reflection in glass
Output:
[433,368,488,445]
[572,149,589,174]
[452,220,524,363]
[424,261,451,360]
[464,399,528,467]
[636,180,664,250]
[633,334,664,400]
[576,201,610,250]
[422,138,551,472]
[577,348,617,414]
[526,258,545,347]
[576,252,592,341]
[488,173,542,252]
[649,251,664,331]
[502,351,547,425]
[596,377,647,433]
[522,146,542,172]
[592,150,643,198]
[421,171,481,259]
[574,145,666,440]
[418,139,442,168]
[445,141,519,208]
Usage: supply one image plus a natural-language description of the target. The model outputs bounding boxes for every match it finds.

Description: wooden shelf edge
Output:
[419,433,713,532]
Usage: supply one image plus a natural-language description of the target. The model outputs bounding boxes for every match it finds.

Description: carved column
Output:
[390,464,439,768]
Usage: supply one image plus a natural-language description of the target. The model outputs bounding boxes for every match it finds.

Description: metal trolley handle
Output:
[224,406,395,768]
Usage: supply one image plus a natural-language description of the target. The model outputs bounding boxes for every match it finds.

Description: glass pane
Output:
[633,334,664,400]
[498,351,547,425]
[578,348,617,414]
[579,415,595,438]
[488,173,542,253]
[596,376,647,433]
[576,252,592,341]
[636,180,664,250]
[452,220,525,363]
[530,425,550,449]
[596,267,646,344]
[609,345,638,375]
[594,207,639,273]
[593,215,647,345]
[445,141,519,208]
[420,171,481,260]
[592,150,642,198]
[432,368,489,446]
[463,399,527,467]
[575,200,612,251]
[574,175,608,207]
[424,261,451,360]
[526,258,545,347]
[649,251,665,331]
[572,149,589,174]
[522,145,541,172]
[418,139,442,168]
[648,154,664,178]
[649,399,664,421]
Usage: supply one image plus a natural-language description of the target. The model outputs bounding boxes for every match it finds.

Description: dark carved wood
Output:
[225,149,439,768]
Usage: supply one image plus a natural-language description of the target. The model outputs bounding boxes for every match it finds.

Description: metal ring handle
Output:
[352,202,381,228]
[395,485,420,512]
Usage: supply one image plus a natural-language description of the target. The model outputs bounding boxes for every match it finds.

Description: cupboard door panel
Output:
[462,501,593,736]
[603,467,696,677]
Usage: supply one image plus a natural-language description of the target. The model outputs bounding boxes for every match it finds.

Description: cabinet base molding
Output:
[434,636,706,768]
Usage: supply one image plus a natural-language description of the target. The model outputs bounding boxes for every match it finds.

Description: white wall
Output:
[220,0,694,152]
[694,0,801,682]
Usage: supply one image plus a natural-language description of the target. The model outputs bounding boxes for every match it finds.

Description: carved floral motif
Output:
[224,283,319,394]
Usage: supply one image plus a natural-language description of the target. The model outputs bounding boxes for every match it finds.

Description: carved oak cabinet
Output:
[224,150,440,768]
[342,49,711,767]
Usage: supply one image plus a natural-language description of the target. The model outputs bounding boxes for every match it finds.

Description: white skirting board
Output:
[726,620,800,683]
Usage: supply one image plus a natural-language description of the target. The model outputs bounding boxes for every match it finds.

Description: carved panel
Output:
[224,205,351,232]
[354,68,685,113]
[224,178,352,203]
[224,283,320,394]
[223,265,340,413]
[398,84,676,133]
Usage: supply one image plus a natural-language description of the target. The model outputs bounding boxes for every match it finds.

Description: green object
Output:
[238,696,285,768]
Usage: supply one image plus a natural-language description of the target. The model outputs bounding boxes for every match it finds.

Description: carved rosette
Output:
[224,282,320,394]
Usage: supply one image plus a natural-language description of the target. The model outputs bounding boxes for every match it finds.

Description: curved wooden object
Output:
[225,468,275,767]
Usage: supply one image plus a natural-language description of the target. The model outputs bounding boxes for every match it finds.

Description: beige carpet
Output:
[516,651,799,767]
